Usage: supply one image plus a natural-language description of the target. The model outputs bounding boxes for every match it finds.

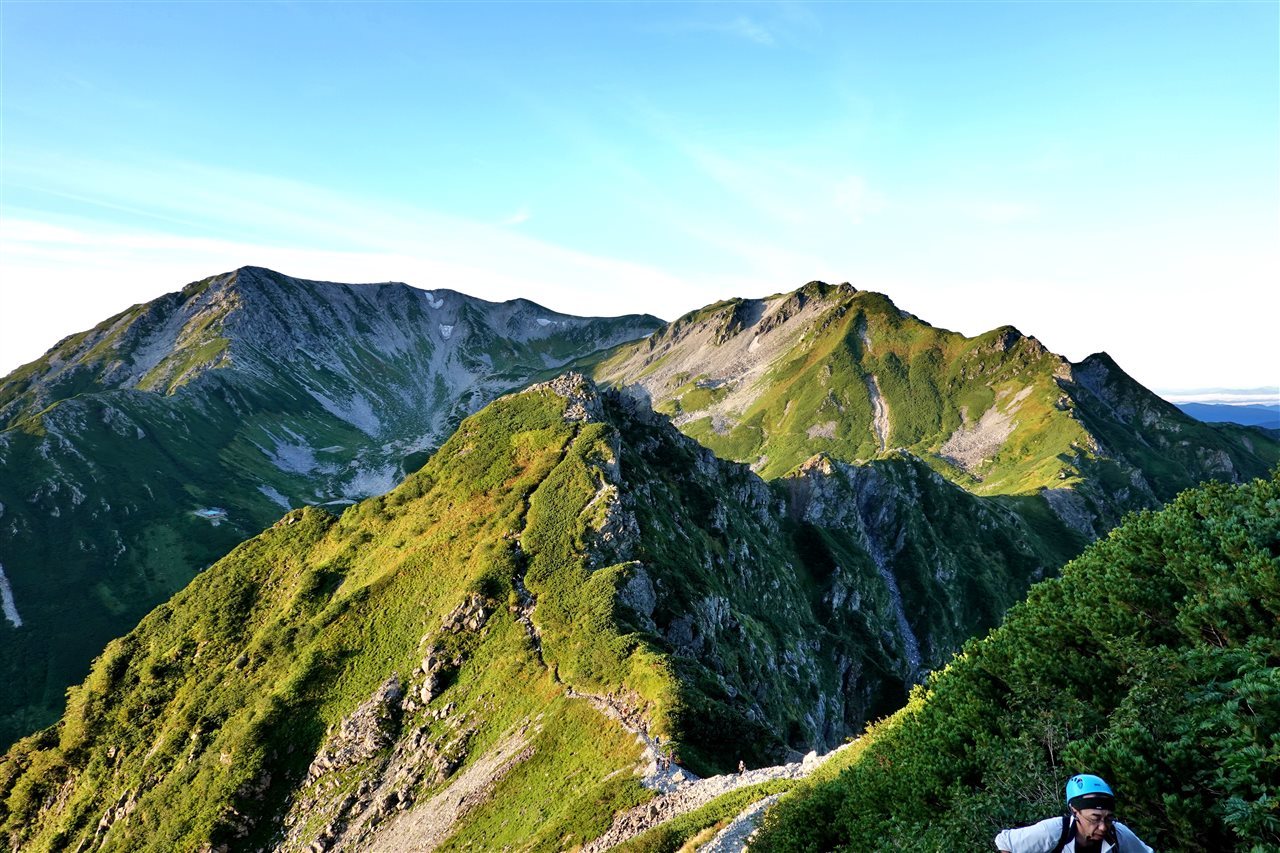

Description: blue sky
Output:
[1,1,1276,392]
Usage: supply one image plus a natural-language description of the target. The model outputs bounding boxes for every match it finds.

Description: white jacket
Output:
[994,815,1154,852]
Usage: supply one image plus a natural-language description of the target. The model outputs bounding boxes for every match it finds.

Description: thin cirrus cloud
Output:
[0,155,744,372]
[500,206,532,226]
[616,99,882,233]
[642,12,784,47]
[0,208,698,374]
[723,16,775,46]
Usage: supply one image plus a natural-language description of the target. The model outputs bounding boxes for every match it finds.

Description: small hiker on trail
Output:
[994,774,1153,853]
[737,759,746,774]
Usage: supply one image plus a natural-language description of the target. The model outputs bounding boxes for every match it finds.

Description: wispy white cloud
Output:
[959,199,1038,225]
[609,101,890,263]
[0,153,762,372]
[500,206,532,226]
[724,16,775,46]
[0,210,696,373]
[643,12,780,47]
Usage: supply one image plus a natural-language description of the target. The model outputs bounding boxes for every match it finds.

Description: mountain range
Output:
[0,267,659,746]
[0,268,1275,851]
[1175,401,1280,430]
[591,282,1272,532]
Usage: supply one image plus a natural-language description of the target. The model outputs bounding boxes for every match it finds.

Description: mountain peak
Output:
[1077,350,1120,371]
[596,286,1277,504]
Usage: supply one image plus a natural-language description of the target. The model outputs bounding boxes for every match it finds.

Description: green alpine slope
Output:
[0,266,661,749]
[0,375,1084,852]
[752,471,1280,852]
[592,282,1278,533]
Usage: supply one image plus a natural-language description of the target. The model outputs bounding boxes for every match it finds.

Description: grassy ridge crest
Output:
[0,381,672,852]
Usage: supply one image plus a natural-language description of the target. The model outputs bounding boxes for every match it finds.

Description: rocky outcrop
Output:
[305,677,404,784]
[534,371,604,423]
[361,727,537,853]
[786,453,1060,686]
[1041,487,1099,539]
[279,704,476,853]
[277,592,501,853]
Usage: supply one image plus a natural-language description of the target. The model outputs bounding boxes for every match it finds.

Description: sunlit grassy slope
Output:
[0,267,661,750]
[0,374,1087,851]
[1,380,660,851]
[593,282,1278,514]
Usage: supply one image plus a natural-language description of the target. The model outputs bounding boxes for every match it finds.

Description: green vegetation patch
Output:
[753,472,1280,852]
[0,385,660,852]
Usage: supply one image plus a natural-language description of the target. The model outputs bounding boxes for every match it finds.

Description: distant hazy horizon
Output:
[1158,389,1280,406]
[2,2,1276,390]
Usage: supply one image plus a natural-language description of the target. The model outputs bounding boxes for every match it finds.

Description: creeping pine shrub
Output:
[753,472,1280,852]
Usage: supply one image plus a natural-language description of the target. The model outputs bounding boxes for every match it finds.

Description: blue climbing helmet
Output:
[1066,774,1115,809]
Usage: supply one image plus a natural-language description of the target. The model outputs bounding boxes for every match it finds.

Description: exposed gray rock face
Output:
[306,677,404,784]
[618,564,658,630]
[939,386,1034,476]
[601,285,850,433]
[785,453,1066,693]
[1042,487,1100,539]
[280,693,475,853]
[360,728,535,853]
[536,371,604,423]
[545,387,1067,765]
[279,594,503,853]
[440,593,492,635]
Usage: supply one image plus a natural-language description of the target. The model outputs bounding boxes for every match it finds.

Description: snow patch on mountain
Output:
[439,324,454,340]
[260,430,320,475]
[0,564,23,628]
[258,484,292,510]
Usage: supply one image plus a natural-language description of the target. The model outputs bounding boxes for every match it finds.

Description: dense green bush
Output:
[754,472,1280,852]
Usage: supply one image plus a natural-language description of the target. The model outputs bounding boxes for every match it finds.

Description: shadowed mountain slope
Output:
[753,471,1280,852]
[0,267,661,748]
[0,375,1082,852]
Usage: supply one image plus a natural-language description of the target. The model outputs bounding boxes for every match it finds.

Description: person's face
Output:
[1073,808,1115,843]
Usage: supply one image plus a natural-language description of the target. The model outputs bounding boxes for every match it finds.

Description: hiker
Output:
[994,774,1153,853]
[737,759,746,774]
